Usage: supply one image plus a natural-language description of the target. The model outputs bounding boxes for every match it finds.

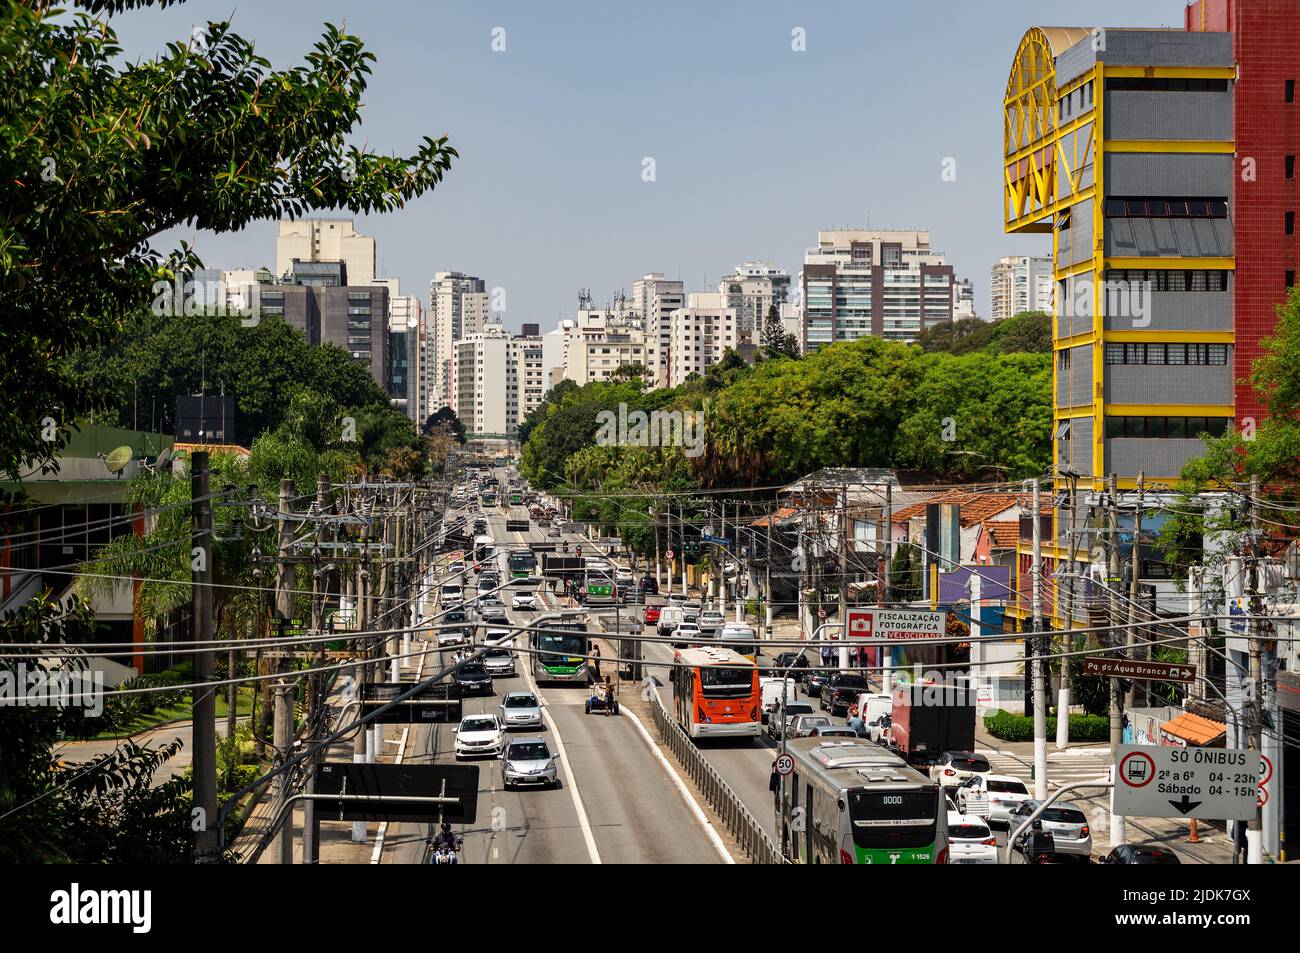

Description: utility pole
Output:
[191,452,219,863]
[1106,472,1125,847]
[274,478,295,865]
[679,501,687,597]
[1031,477,1047,800]
[1125,472,1145,712]
[1247,473,1264,864]
[764,503,773,646]
[304,473,329,864]
[838,482,850,672]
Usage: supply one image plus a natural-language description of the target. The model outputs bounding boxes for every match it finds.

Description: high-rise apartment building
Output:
[257,276,389,390]
[561,310,650,385]
[799,229,959,348]
[632,273,684,389]
[429,271,488,411]
[990,255,1054,322]
[719,262,791,334]
[276,219,376,288]
[667,292,741,386]
[450,325,543,437]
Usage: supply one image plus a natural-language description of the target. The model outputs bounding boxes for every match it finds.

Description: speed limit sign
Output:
[774,753,795,777]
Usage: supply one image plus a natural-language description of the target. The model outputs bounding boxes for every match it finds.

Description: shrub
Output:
[983,709,1110,742]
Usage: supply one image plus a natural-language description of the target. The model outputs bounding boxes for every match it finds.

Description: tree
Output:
[915,311,1051,356]
[760,304,800,359]
[422,407,466,444]
[0,1,456,480]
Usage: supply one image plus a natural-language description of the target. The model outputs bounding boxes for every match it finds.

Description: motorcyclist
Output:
[1025,818,1054,864]
[428,822,460,864]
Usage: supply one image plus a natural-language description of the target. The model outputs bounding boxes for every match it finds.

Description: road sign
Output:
[702,534,731,546]
[1083,657,1196,683]
[845,607,945,640]
[665,549,675,561]
[1259,754,1273,807]
[774,753,795,777]
[359,682,463,724]
[1113,744,1259,821]
[315,763,480,824]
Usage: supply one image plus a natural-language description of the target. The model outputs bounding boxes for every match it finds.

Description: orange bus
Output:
[671,646,761,739]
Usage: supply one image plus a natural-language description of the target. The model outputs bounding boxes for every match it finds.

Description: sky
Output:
[112,0,1186,331]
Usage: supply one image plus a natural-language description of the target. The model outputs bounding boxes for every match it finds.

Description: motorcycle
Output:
[427,836,462,865]
[1020,826,1056,865]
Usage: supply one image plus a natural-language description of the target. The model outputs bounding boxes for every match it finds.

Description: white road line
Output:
[620,703,735,864]
[520,606,602,865]
[373,642,428,864]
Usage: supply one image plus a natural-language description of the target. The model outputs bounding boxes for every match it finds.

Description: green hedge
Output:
[983,709,1109,742]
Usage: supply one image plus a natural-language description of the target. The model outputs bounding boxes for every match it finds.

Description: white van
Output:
[720,623,757,658]
[440,583,463,606]
[657,605,685,637]
[855,692,891,724]
[759,677,797,724]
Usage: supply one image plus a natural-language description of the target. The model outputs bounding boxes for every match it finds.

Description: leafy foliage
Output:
[915,310,1052,356]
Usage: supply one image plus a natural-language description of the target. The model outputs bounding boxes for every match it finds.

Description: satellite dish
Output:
[156,447,173,472]
[104,446,133,475]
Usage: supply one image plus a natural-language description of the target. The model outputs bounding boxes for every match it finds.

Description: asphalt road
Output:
[381,472,724,864]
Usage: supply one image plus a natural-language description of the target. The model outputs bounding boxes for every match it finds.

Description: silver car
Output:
[499,691,543,729]
[482,645,516,677]
[501,737,558,789]
[1010,800,1094,860]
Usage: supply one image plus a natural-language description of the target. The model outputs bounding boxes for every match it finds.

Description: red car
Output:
[644,605,661,626]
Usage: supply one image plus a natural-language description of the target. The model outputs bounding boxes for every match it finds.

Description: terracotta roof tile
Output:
[1160,712,1226,747]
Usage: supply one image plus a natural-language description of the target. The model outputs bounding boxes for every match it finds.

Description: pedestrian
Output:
[847,712,866,737]
[591,642,602,678]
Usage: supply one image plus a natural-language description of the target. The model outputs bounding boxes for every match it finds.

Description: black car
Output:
[454,660,493,694]
[442,607,470,626]
[1101,845,1181,865]
[640,576,659,596]
[820,673,871,716]
[773,652,810,677]
[801,667,833,698]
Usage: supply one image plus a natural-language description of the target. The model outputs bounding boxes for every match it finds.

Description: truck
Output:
[889,684,975,765]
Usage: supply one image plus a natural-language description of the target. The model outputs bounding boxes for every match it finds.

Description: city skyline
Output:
[109,0,1172,328]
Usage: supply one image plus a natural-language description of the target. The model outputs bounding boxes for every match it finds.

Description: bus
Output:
[671,646,761,739]
[778,738,946,865]
[581,565,617,605]
[481,492,496,507]
[507,547,537,583]
[530,616,590,684]
[509,490,523,506]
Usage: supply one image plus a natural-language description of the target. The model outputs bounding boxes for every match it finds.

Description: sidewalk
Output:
[974,730,1237,864]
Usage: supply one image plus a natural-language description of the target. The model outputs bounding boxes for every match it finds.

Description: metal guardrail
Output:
[647,685,787,865]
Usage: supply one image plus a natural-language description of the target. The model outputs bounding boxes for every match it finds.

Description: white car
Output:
[957,774,1031,825]
[947,811,998,864]
[499,691,544,729]
[615,567,634,586]
[511,591,537,610]
[484,627,513,646]
[669,623,701,648]
[1009,800,1094,860]
[437,626,471,648]
[930,751,992,793]
[440,583,462,606]
[454,714,505,759]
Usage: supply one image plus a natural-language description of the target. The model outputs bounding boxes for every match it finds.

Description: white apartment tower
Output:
[429,271,488,411]
[989,255,1053,323]
[276,219,376,287]
[668,292,739,386]
[719,262,790,335]
[631,273,684,389]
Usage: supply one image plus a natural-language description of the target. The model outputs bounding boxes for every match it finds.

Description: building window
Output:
[1288,211,1296,236]
[1288,271,1296,289]
[1105,342,1225,365]
[1287,79,1295,103]
[1287,155,1296,179]
[1106,416,1230,439]
[1103,197,1229,218]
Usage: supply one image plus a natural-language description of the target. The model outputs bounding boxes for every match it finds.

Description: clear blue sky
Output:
[114,0,1185,329]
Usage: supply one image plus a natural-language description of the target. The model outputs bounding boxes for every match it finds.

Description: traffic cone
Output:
[1189,818,1200,844]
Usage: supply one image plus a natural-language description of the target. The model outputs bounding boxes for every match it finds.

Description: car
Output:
[1009,800,1093,860]
[772,652,810,677]
[511,591,537,611]
[669,622,701,648]
[547,525,561,538]
[640,576,659,595]
[808,725,858,738]
[482,644,516,677]
[947,811,998,864]
[453,660,493,695]
[1100,844,1181,865]
[437,626,471,648]
[767,700,816,740]
[478,577,500,595]
[800,667,833,698]
[483,627,513,645]
[681,600,702,622]
[440,583,462,606]
[501,737,559,789]
[615,567,634,586]
[698,610,725,636]
[448,560,467,575]
[441,606,470,626]
[957,774,1031,825]
[665,591,686,607]
[499,691,544,729]
[479,599,509,623]
[930,751,993,793]
[454,714,504,759]
[656,606,685,637]
[820,672,871,716]
[788,713,834,738]
[864,711,891,745]
[643,605,661,626]
[759,676,798,724]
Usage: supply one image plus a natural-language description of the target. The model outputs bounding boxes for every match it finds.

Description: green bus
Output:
[530,617,590,684]
[507,547,537,582]
[581,567,616,605]
[778,738,946,865]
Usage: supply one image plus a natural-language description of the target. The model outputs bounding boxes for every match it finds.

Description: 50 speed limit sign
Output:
[774,753,795,777]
